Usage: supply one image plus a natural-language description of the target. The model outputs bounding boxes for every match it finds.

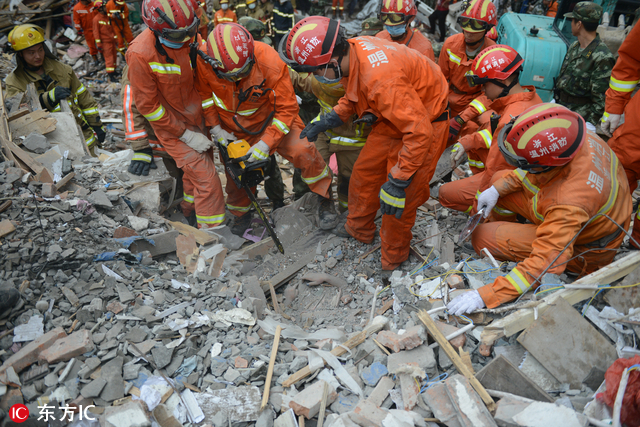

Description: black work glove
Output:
[353,112,378,126]
[379,173,412,219]
[128,148,157,176]
[47,87,72,106]
[113,11,122,19]
[449,115,465,140]
[300,110,344,142]
[92,125,106,144]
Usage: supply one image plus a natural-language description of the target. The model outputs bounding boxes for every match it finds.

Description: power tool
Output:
[217,139,285,254]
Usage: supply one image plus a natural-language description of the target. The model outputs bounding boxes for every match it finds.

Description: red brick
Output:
[376,326,427,353]
[113,226,138,239]
[446,274,465,290]
[434,321,467,349]
[0,327,66,374]
[234,357,248,369]
[399,373,419,410]
[351,399,388,427]
[39,330,94,364]
[289,381,337,419]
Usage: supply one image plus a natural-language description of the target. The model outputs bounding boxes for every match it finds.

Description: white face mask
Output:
[221,3,229,9]
[248,2,256,8]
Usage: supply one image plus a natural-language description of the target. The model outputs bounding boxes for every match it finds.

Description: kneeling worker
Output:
[6,24,106,154]
[448,104,632,314]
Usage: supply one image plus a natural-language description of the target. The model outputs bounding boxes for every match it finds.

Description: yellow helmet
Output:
[8,24,45,52]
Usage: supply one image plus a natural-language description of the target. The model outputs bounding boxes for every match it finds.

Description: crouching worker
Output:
[447,104,632,314]
[6,24,107,155]
[195,23,336,236]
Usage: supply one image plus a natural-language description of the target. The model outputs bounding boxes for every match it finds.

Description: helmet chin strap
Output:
[492,77,519,99]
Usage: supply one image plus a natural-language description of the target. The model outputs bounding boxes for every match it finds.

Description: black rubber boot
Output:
[0,288,20,318]
[231,212,252,236]
[316,195,338,230]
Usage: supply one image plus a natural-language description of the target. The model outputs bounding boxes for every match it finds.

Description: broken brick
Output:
[234,357,248,369]
[434,320,467,349]
[39,330,94,364]
[446,274,465,289]
[0,327,66,374]
[351,399,389,427]
[113,226,138,239]
[289,381,337,419]
[376,326,427,353]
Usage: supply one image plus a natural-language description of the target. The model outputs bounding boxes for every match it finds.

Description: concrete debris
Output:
[0,65,638,426]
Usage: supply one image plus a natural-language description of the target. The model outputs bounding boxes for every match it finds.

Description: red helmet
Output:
[93,0,104,8]
[498,104,585,171]
[458,0,496,32]
[142,0,199,43]
[487,26,498,40]
[467,44,523,86]
[207,23,255,81]
[278,16,342,71]
[379,0,417,26]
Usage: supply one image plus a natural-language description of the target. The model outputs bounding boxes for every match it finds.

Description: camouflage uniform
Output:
[238,16,272,45]
[360,17,383,36]
[554,2,615,125]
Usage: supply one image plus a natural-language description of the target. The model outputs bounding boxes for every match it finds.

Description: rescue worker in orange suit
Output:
[214,0,237,26]
[543,0,558,17]
[93,0,119,81]
[447,104,631,313]
[106,0,134,53]
[439,0,496,144]
[196,2,211,39]
[439,45,542,217]
[375,0,435,61]
[73,0,100,66]
[196,23,336,236]
[127,0,227,229]
[601,22,640,249]
[280,17,449,272]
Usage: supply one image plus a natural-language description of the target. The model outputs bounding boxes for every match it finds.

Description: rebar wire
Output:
[513,213,639,304]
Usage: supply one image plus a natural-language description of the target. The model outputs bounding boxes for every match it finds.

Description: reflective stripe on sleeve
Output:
[271,118,290,134]
[143,105,165,122]
[609,77,639,93]
[470,98,487,114]
[183,192,195,203]
[505,267,530,294]
[478,129,492,149]
[447,49,461,65]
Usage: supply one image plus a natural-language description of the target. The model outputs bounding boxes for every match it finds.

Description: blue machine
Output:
[496,13,569,101]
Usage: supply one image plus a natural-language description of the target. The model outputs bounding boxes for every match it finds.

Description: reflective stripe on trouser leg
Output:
[438,173,483,213]
[275,118,332,199]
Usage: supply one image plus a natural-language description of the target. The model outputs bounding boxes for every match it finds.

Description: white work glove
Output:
[601,113,622,137]
[180,129,213,153]
[246,140,270,163]
[586,122,596,133]
[450,142,466,169]
[477,185,500,218]
[447,290,486,316]
[210,124,236,147]
[296,95,302,105]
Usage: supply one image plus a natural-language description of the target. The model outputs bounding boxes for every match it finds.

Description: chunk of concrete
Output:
[387,344,437,378]
[23,132,51,154]
[0,328,67,375]
[195,385,261,422]
[475,355,553,403]
[88,190,113,209]
[81,378,107,398]
[423,374,497,427]
[494,393,588,427]
[290,380,337,419]
[103,401,151,427]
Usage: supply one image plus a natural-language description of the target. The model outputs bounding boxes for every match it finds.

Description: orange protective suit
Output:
[73,1,98,56]
[332,36,449,270]
[375,29,435,62]
[471,131,631,308]
[195,41,332,216]
[605,22,640,248]
[545,0,557,17]
[106,0,134,52]
[126,30,226,227]
[438,33,495,120]
[214,9,237,26]
[93,11,118,74]
[439,87,542,215]
[457,108,494,175]
[120,64,159,152]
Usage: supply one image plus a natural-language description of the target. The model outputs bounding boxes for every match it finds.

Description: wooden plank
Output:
[418,310,496,412]
[25,84,41,112]
[11,117,57,138]
[167,220,217,246]
[261,325,281,410]
[517,298,618,389]
[240,237,274,259]
[4,139,45,174]
[480,251,640,346]
[475,355,553,403]
[55,172,75,190]
[9,109,50,130]
[262,252,315,294]
[7,108,31,122]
